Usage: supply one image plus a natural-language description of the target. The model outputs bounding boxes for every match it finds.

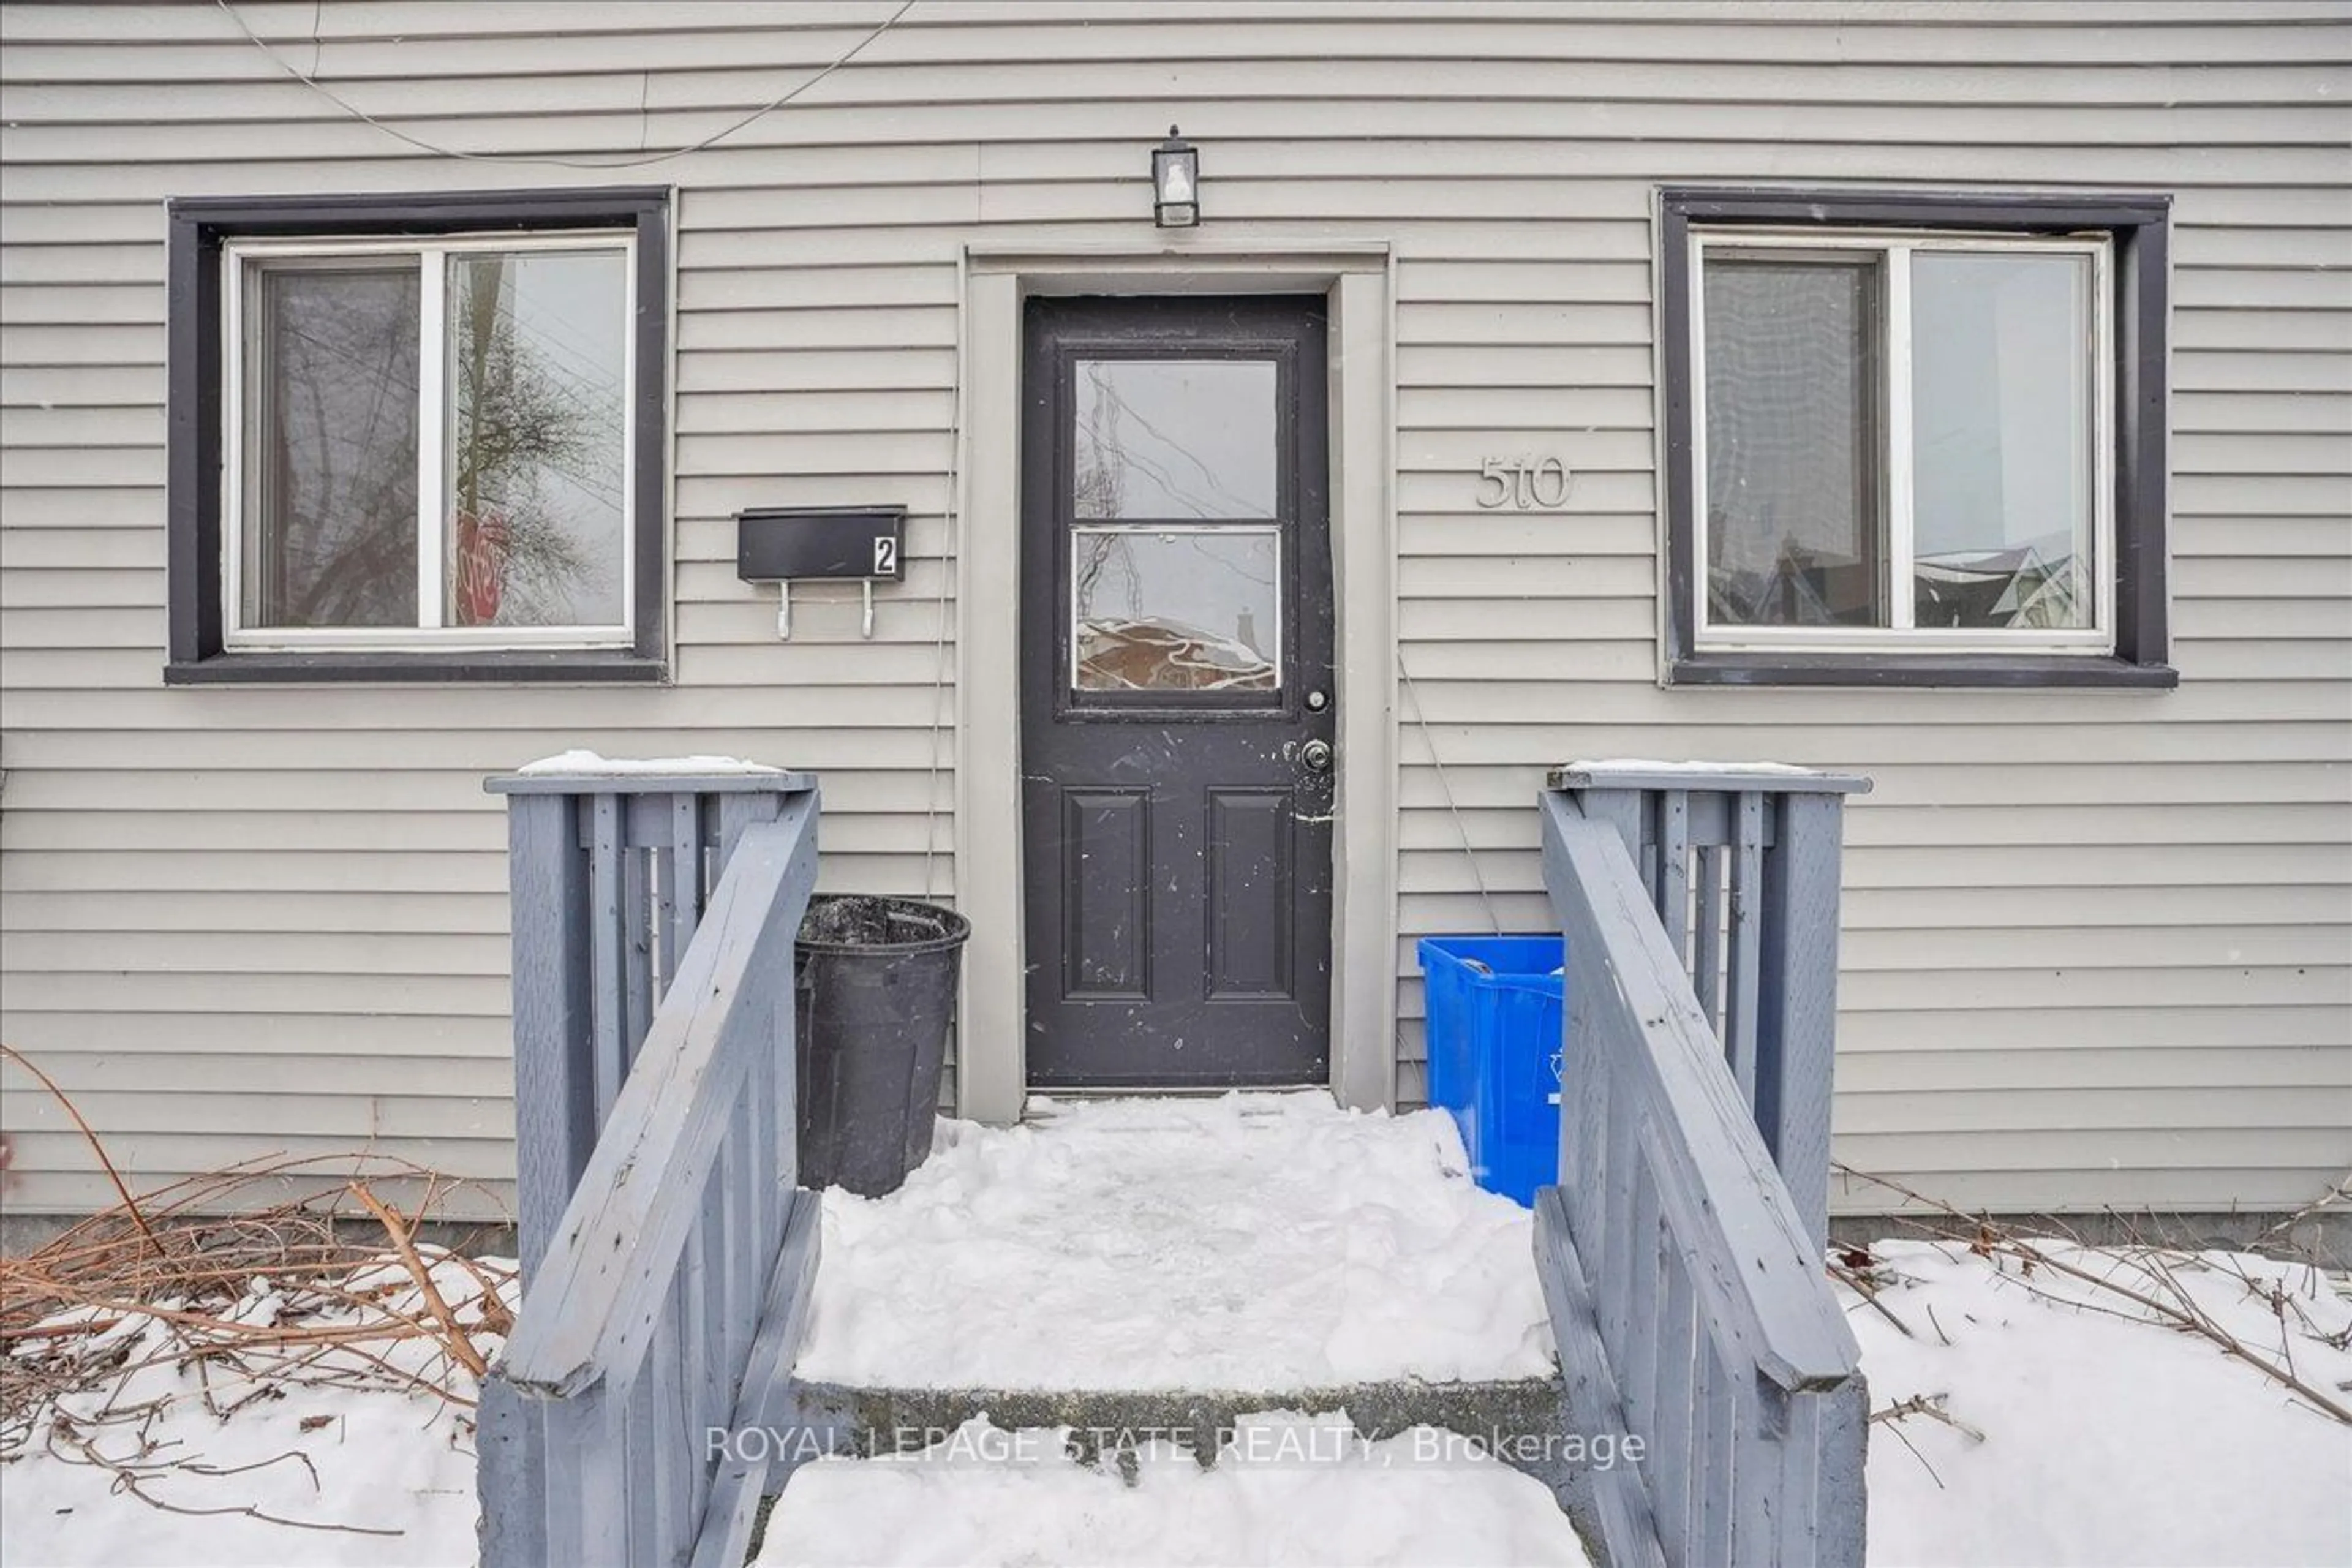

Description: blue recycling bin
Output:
[1417,935,1566,1207]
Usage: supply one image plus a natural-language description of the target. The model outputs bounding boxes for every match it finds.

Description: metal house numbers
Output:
[1474,454,1573,510]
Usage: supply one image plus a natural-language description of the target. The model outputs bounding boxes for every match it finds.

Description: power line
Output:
[213,0,916,171]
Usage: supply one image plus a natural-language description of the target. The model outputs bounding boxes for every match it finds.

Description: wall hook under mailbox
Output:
[735,503,907,641]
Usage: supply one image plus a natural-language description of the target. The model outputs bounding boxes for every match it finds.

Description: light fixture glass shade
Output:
[1153,127,1199,228]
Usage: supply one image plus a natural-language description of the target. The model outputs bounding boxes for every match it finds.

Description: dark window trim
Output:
[1659,186,2176,692]
[164,186,671,685]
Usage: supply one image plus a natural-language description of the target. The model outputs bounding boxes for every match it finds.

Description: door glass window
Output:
[1071,526,1279,692]
[1073,360,1276,519]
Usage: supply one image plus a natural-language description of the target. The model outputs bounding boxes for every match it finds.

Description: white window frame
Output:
[1687,226,2116,657]
[220,230,638,651]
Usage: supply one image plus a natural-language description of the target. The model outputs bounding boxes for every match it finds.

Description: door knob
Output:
[1300,739,1335,773]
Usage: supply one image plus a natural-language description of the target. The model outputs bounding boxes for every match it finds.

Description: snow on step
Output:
[754,1411,1591,1568]
[793,1092,1553,1391]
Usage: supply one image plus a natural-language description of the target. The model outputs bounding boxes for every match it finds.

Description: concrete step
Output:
[749,1376,1595,1566]
[790,1374,1571,1482]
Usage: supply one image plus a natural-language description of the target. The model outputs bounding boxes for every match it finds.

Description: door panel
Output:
[1061,788,1151,999]
[1021,295,1333,1090]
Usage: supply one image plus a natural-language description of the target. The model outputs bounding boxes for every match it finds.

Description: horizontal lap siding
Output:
[2,2,2347,1220]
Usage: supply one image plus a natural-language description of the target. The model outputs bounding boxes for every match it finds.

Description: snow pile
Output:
[794,1093,1554,1390]
[1842,1238,2352,1567]
[1,1253,504,1567]
[755,1411,1591,1568]
[514,748,788,775]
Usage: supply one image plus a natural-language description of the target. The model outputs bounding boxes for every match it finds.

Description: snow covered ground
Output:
[0,1255,500,1567]
[793,1093,1556,1390]
[754,1411,1593,1568]
[1845,1236,2352,1568]
[4,1100,2346,1566]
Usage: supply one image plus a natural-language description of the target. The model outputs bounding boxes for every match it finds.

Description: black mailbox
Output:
[736,505,905,584]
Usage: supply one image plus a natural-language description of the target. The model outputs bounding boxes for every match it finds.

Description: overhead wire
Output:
[213,0,916,170]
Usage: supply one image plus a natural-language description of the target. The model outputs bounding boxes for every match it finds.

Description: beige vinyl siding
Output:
[3,1,2348,1221]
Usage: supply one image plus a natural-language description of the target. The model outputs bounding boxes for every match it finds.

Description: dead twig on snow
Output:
[1835,1164,2352,1427]
[1870,1392,1988,1444]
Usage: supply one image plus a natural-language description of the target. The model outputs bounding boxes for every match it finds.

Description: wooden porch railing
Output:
[1537,764,1870,1568]
[475,767,822,1568]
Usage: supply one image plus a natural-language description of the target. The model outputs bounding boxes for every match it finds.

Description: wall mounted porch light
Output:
[1153,126,1200,227]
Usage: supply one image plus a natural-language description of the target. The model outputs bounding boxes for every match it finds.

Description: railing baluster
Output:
[720,1093,756,1402]
[590,794,627,1121]
[1621,1172,1664,1436]
[1734,1374,1782,1559]
[750,994,780,1260]
[624,848,654,1063]
[1653,1262,1697,1559]
[638,1287,684,1562]
[556,1386,625,1566]
[1598,1110,1640,1376]
[671,792,704,968]
[1692,1339,1732,1566]
[1692,841,1724,1031]
[1566,941,1613,1259]
[1725,791,1765,1112]
[1657,789,1691,969]
[652,842,676,1000]
[692,1158,727,1528]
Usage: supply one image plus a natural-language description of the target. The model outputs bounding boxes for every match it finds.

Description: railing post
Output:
[1547,764,1869,1254]
[480,762,820,1568]
[505,791,597,1278]
[1755,790,1850,1253]
[1536,782,1869,1568]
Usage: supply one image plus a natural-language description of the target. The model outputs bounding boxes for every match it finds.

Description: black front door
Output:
[1020,296,1334,1089]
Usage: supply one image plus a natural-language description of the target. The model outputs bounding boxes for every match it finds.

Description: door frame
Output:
[956,243,1398,1123]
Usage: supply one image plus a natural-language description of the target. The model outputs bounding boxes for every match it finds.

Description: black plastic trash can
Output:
[793,894,970,1197]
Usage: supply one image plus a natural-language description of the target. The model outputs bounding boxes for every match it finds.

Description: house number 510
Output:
[1475,456,1572,510]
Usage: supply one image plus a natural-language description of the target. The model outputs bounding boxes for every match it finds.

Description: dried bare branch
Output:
[0,1043,161,1254]
[346,1182,489,1379]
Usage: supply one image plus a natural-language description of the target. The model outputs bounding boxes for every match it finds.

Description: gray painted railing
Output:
[1537,764,1869,1568]
[475,768,822,1568]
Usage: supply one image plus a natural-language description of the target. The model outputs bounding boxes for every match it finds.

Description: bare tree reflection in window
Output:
[448,251,626,628]
[247,266,421,628]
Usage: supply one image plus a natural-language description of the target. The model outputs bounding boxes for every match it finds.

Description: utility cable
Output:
[214,0,916,171]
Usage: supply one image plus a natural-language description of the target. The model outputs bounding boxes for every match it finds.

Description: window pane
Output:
[1072,527,1279,693]
[1074,360,1276,519]
[1912,251,2097,630]
[1703,255,1885,628]
[242,265,420,628]
[447,249,628,628]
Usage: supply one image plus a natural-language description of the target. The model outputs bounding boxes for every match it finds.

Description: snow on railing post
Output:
[478,757,821,1568]
[1537,764,1869,1568]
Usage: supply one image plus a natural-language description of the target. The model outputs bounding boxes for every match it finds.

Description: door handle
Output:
[1300,739,1335,774]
